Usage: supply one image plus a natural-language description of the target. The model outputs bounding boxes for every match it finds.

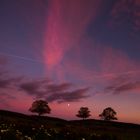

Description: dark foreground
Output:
[0,110,140,140]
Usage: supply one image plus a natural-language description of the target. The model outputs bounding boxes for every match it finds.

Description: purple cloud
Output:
[105,74,140,94]
[19,79,90,103]
[46,88,90,103]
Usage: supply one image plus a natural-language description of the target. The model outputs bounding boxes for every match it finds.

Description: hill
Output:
[0,110,140,140]
[0,109,66,122]
[0,109,67,127]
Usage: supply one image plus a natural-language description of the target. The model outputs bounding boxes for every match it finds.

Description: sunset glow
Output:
[0,0,140,124]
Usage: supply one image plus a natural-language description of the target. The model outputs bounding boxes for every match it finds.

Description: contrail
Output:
[0,51,44,64]
[93,70,140,79]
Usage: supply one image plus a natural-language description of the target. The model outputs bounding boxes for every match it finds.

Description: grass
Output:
[0,110,140,140]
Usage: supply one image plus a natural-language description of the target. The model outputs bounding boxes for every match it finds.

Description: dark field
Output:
[0,110,140,140]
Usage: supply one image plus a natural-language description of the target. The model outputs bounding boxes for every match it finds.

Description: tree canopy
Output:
[76,107,91,120]
[29,100,51,116]
[99,107,117,121]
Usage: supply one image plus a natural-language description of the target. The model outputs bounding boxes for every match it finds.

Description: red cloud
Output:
[43,0,102,70]
[42,0,140,96]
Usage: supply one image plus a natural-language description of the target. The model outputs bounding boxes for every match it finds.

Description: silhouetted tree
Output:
[29,100,51,116]
[99,107,117,121]
[76,107,91,120]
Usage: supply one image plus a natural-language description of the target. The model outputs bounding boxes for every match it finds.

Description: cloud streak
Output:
[0,52,44,64]
[19,79,89,103]
[43,0,102,74]
[105,73,140,94]
[47,87,89,103]
[0,70,23,89]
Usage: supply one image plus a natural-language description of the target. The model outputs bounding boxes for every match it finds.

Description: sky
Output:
[0,0,140,124]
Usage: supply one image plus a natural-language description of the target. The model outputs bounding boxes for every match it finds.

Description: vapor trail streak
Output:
[0,52,43,64]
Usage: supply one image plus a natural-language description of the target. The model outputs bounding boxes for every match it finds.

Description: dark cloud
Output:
[0,70,23,89]
[46,88,89,103]
[0,68,89,103]
[106,81,140,94]
[46,83,72,93]
[0,79,12,88]
[19,81,40,94]
[19,80,71,96]
[19,78,50,96]
[19,79,89,103]
[0,77,23,89]
[105,75,140,94]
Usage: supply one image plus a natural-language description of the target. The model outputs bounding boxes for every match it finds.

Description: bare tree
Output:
[76,107,91,120]
[29,100,51,116]
[99,107,117,121]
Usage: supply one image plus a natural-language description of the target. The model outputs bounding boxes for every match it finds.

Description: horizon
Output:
[1,109,140,126]
[0,0,140,125]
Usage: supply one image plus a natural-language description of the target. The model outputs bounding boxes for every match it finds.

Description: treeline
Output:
[29,100,118,121]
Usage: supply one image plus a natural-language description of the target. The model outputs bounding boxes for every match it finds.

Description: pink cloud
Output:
[43,0,102,71]
[42,0,140,95]
[61,41,140,81]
